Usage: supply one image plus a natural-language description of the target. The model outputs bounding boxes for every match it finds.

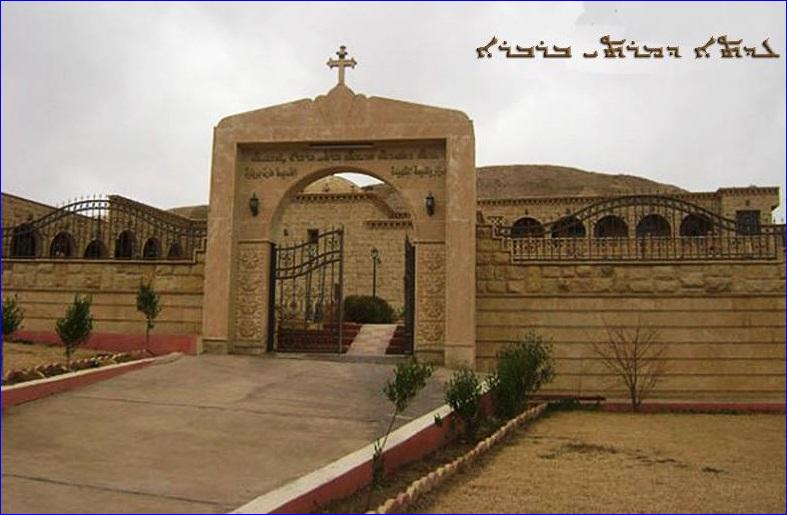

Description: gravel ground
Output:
[2,342,102,374]
[412,410,785,514]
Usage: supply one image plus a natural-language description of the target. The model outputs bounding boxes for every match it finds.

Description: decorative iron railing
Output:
[2,195,207,261]
[270,228,345,353]
[492,195,785,262]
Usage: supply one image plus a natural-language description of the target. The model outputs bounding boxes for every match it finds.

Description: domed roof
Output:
[302,175,359,194]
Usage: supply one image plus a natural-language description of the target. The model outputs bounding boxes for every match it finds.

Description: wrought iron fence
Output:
[2,195,207,261]
[492,195,785,262]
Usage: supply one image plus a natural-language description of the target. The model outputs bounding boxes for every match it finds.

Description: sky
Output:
[2,2,785,220]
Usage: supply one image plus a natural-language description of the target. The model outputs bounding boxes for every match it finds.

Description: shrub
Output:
[368,358,434,509]
[489,331,555,420]
[591,320,666,412]
[136,281,162,347]
[2,295,25,339]
[343,295,394,324]
[55,294,94,368]
[445,365,484,442]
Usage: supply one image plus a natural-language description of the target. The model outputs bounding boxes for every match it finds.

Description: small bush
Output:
[2,295,25,339]
[56,294,94,368]
[136,281,162,346]
[445,365,484,442]
[368,358,434,509]
[343,295,395,324]
[489,331,555,420]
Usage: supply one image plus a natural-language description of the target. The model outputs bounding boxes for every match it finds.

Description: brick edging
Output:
[368,403,548,514]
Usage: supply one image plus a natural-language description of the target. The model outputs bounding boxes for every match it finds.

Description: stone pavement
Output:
[1,354,450,514]
[346,324,397,356]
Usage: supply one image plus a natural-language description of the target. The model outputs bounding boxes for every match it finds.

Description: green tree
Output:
[136,281,162,347]
[55,295,94,368]
[367,359,434,509]
[2,295,25,340]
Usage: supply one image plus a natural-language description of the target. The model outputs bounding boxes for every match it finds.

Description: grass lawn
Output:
[2,341,103,374]
[411,410,786,513]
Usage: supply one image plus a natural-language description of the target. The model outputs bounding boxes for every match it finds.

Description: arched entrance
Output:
[202,81,476,367]
[266,173,417,355]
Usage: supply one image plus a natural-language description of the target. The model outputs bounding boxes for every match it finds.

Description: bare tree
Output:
[591,320,667,411]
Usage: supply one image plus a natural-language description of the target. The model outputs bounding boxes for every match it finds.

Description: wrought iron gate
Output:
[267,228,344,353]
[402,237,415,355]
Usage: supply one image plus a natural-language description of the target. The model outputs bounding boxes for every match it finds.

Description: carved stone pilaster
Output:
[415,243,446,352]
[234,243,267,343]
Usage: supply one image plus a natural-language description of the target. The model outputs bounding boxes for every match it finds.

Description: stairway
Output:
[346,324,398,356]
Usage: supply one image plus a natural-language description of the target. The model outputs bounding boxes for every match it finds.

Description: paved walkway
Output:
[1,354,449,514]
[346,324,397,356]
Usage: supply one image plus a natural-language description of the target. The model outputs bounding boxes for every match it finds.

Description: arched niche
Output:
[594,215,629,238]
[551,216,586,238]
[680,214,712,237]
[637,214,672,238]
[511,217,544,238]
[142,237,162,259]
[50,232,76,258]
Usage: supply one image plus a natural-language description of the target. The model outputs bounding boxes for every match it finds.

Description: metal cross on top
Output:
[327,45,357,85]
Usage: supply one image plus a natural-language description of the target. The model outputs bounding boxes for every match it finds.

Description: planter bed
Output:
[1,350,158,409]
[322,404,547,514]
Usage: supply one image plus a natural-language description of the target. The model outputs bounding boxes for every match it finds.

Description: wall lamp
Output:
[249,193,260,217]
[425,192,435,216]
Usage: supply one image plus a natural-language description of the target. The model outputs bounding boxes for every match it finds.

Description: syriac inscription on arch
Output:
[237,141,446,181]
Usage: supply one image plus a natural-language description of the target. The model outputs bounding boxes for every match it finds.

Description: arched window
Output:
[551,216,586,238]
[167,242,184,260]
[115,230,136,259]
[511,217,545,238]
[636,214,671,237]
[10,223,39,258]
[84,240,108,259]
[50,232,75,258]
[680,214,712,237]
[594,215,628,238]
[142,238,161,259]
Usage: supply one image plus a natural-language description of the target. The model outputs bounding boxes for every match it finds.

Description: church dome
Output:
[302,175,359,194]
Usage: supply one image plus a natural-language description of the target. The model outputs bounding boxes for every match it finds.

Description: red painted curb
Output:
[12,330,198,356]
[601,402,786,414]
[270,411,459,514]
[263,392,501,514]
[2,359,153,409]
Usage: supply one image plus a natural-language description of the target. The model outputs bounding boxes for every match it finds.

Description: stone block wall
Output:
[1,252,205,340]
[476,225,786,400]
[2,193,56,227]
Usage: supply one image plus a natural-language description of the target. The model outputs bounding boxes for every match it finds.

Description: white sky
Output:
[2,2,785,220]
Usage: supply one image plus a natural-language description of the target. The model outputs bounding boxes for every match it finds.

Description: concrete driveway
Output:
[1,354,450,514]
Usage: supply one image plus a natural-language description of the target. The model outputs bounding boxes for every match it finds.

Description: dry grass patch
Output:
[412,410,785,513]
[2,341,102,374]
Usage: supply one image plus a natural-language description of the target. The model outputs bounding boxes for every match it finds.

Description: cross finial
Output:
[327,45,357,86]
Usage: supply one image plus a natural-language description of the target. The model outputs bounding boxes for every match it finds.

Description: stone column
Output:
[443,134,477,367]
[202,128,237,353]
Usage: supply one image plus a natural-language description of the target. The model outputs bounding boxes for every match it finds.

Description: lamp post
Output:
[371,247,381,298]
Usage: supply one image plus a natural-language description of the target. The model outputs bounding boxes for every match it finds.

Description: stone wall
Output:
[1,251,205,341]
[2,193,56,227]
[476,224,786,400]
